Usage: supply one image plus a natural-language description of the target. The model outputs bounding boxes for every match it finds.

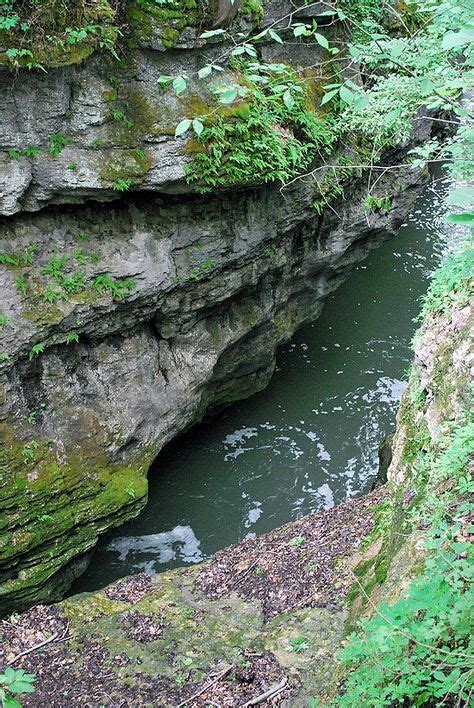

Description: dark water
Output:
[72,175,462,594]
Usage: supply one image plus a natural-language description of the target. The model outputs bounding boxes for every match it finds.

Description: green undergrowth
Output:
[417,244,474,320]
[0,0,120,70]
[185,63,338,191]
[335,243,474,706]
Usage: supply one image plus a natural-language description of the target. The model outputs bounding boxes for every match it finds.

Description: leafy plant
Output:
[29,342,45,360]
[66,332,79,345]
[184,62,337,191]
[289,535,305,547]
[287,637,309,653]
[91,274,135,299]
[363,195,390,213]
[417,245,474,320]
[0,667,35,708]
[48,133,70,157]
[113,178,134,192]
[125,484,136,499]
[14,275,27,296]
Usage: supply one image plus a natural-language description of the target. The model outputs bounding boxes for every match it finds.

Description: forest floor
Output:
[1,486,387,706]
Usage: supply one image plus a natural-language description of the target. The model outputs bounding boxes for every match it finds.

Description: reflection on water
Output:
[72,175,465,594]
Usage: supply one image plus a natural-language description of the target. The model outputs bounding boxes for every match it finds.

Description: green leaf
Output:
[445,212,474,224]
[354,94,369,109]
[198,65,212,79]
[314,33,329,49]
[386,108,402,121]
[293,24,308,37]
[442,28,474,50]
[2,668,16,684]
[321,88,339,105]
[192,119,204,136]
[172,76,187,95]
[200,28,226,39]
[252,28,268,41]
[269,29,283,44]
[9,681,36,694]
[339,85,354,104]
[283,89,295,110]
[420,76,434,95]
[174,119,191,137]
[157,75,173,87]
[217,87,238,104]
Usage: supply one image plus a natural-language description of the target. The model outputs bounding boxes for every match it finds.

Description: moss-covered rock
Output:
[344,297,472,627]
[0,417,152,614]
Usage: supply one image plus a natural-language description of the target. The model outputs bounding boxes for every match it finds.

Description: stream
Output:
[72,174,461,594]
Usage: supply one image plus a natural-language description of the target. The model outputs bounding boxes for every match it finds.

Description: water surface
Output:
[73,175,461,593]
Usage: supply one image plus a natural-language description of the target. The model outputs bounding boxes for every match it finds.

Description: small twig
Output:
[242,678,288,706]
[177,666,232,707]
[230,561,257,588]
[11,632,60,663]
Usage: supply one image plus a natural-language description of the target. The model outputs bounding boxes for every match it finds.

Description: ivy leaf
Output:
[314,33,329,49]
[283,89,295,110]
[269,29,283,44]
[174,119,191,137]
[172,76,187,95]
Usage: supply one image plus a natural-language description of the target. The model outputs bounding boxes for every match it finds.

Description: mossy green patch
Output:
[126,0,200,48]
[0,417,153,615]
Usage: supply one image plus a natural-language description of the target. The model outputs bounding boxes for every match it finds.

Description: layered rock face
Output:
[0,0,432,613]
